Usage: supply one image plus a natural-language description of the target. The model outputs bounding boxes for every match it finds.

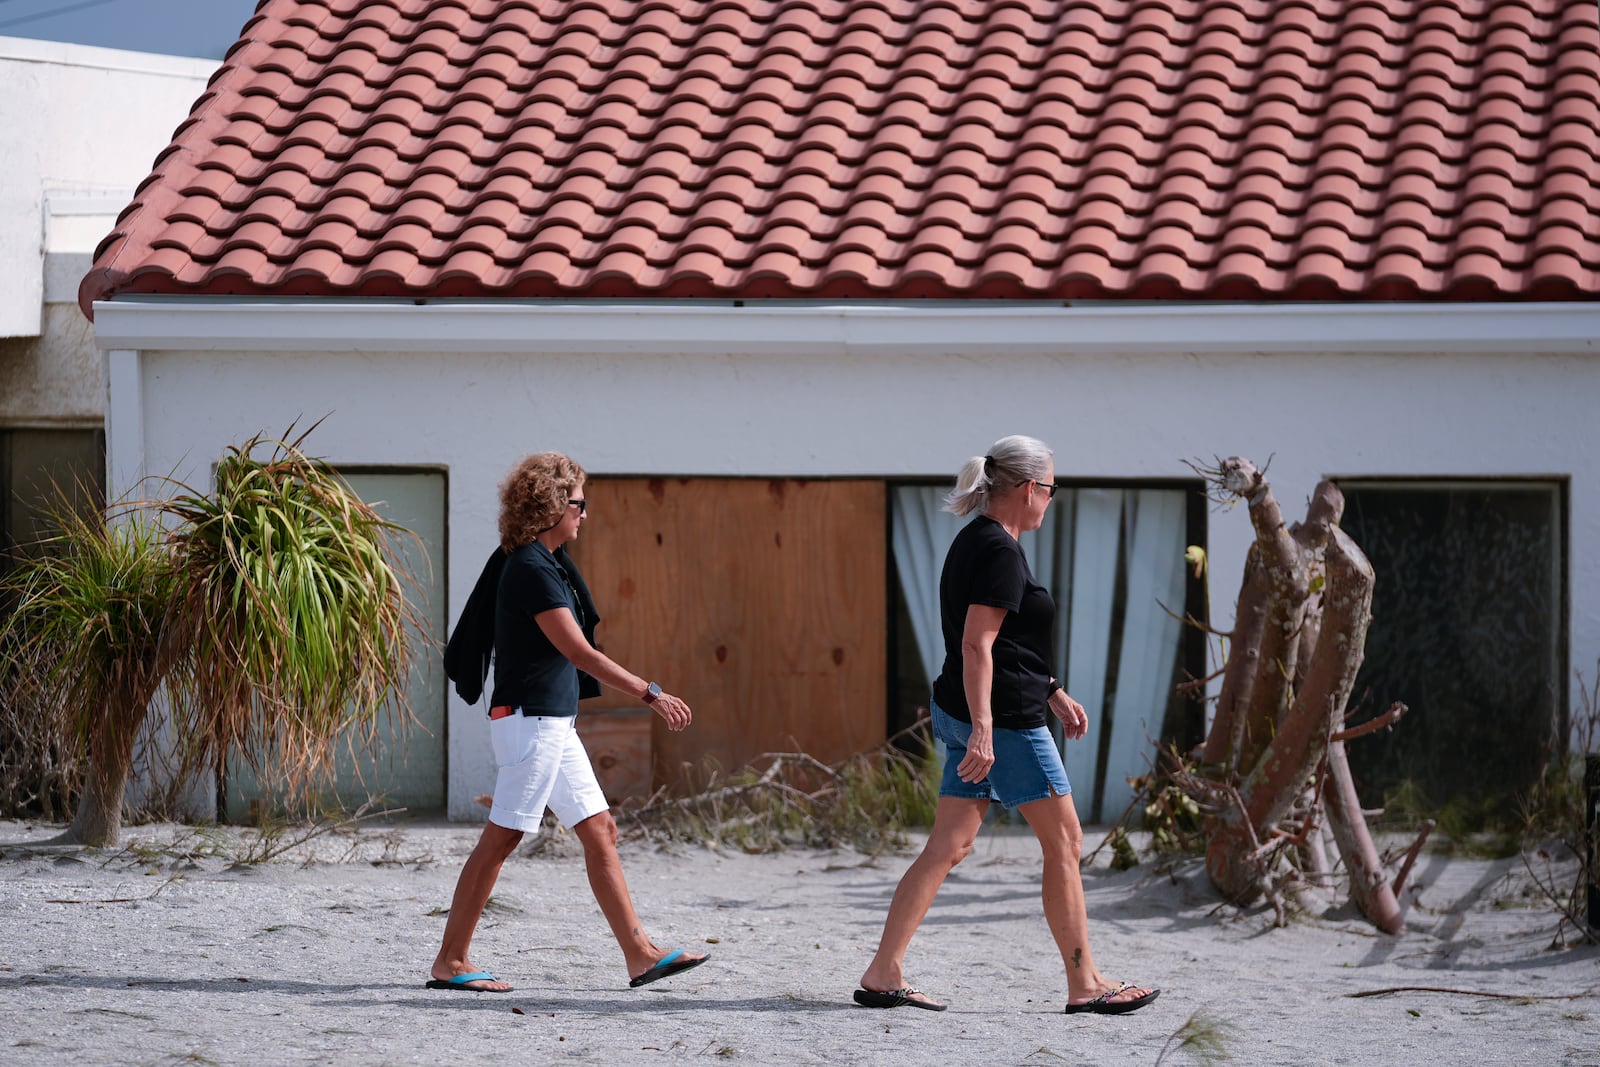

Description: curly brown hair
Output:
[499,452,586,551]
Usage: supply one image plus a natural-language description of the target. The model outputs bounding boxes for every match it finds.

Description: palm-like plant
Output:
[159,430,422,802]
[0,428,425,845]
[0,503,177,844]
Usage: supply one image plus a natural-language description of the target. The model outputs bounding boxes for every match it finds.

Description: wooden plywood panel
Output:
[576,708,654,803]
[568,478,885,793]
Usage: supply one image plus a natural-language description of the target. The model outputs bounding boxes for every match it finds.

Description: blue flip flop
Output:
[628,948,709,988]
[425,970,509,993]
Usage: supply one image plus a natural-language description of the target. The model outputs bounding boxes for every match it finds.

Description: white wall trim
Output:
[90,299,1600,356]
[0,34,217,78]
[103,348,144,502]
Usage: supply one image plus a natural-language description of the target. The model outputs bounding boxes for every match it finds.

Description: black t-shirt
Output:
[489,542,581,714]
[931,515,1056,730]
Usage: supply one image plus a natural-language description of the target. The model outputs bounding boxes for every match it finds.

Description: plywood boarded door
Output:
[568,478,885,792]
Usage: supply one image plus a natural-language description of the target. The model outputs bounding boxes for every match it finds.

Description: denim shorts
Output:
[931,700,1072,810]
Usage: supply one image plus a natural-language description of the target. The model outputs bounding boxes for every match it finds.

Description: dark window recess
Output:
[1,429,106,583]
[1337,481,1565,809]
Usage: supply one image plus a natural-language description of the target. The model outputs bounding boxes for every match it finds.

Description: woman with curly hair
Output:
[429,451,708,994]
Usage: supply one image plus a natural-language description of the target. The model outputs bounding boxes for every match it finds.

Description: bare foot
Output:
[858,966,905,992]
[428,962,511,993]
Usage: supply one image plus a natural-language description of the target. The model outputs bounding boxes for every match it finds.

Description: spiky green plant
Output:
[0,427,426,845]
[157,428,423,803]
[0,502,178,844]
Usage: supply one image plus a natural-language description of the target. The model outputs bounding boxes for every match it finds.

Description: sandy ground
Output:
[1,816,1597,1067]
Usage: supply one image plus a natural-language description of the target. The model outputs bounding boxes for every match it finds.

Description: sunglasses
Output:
[1024,480,1059,499]
[567,498,587,515]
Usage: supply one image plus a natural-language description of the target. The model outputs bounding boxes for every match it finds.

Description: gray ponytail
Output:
[943,434,1054,517]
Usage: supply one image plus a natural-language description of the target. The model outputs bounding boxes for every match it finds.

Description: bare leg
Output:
[1017,792,1154,1007]
[430,820,524,991]
[859,796,988,997]
[572,810,706,980]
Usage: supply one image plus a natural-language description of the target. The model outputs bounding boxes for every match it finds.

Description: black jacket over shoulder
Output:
[443,546,602,705]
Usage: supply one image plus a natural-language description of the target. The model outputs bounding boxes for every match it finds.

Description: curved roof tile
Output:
[80,0,1600,314]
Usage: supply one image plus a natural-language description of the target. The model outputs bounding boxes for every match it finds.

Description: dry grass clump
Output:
[618,723,940,855]
[1519,663,1599,946]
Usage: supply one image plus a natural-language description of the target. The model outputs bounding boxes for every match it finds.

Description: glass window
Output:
[1336,480,1565,809]
[1,429,105,582]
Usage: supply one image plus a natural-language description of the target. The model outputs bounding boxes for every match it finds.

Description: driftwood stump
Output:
[1188,457,1410,934]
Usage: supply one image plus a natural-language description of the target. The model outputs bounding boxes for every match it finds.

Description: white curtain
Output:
[891,486,965,691]
[1098,489,1188,818]
[1059,489,1122,802]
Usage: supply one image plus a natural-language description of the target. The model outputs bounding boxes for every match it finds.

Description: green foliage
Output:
[1140,769,1206,855]
[1099,751,1209,870]
[1378,779,1521,858]
[0,503,177,814]
[0,426,426,836]
[157,428,424,797]
[1106,827,1139,870]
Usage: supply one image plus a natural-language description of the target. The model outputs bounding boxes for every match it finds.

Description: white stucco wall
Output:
[92,299,1600,819]
[0,37,212,426]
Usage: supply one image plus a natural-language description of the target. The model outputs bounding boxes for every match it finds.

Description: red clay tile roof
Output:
[80,0,1600,314]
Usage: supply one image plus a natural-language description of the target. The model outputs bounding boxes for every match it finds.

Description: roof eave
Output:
[88,297,1600,356]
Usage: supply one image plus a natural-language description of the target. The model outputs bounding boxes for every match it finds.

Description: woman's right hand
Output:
[957,724,994,783]
[651,692,693,732]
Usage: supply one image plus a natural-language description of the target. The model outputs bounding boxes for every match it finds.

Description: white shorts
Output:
[487,713,609,833]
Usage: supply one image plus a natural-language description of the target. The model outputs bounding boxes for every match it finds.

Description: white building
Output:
[72,2,1600,823]
[1,35,212,562]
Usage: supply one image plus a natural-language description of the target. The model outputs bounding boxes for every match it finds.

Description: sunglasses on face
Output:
[567,498,587,515]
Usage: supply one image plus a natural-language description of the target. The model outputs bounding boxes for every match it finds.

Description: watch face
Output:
[646,682,662,701]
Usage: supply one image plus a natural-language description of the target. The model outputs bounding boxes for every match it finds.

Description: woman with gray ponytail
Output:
[854,435,1159,1016]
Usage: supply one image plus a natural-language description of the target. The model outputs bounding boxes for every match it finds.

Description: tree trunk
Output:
[63,704,143,846]
[1324,737,1404,934]
[1229,461,1309,777]
[1202,543,1265,769]
[1195,463,1401,931]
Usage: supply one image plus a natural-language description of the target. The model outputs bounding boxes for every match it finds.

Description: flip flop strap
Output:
[655,948,684,968]
[1088,981,1130,1005]
[452,971,496,983]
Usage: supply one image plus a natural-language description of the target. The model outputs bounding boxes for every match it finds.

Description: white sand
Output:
[1,817,1596,1066]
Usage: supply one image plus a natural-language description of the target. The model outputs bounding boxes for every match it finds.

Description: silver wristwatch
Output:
[642,681,662,704]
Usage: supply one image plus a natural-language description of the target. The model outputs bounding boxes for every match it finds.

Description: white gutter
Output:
[90,299,1600,356]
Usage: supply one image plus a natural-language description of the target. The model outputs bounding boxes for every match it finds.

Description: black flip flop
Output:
[629,948,709,988]
[853,987,947,1011]
[1064,982,1159,1015]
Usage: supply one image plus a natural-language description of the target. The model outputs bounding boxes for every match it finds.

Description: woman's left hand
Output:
[1050,688,1089,741]
[650,692,693,732]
